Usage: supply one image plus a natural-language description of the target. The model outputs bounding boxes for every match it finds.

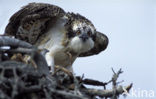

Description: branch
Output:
[76,76,111,87]
[82,83,132,98]
[0,36,32,48]
[52,90,88,99]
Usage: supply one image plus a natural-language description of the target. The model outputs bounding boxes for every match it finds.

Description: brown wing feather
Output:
[79,31,109,57]
[4,3,65,44]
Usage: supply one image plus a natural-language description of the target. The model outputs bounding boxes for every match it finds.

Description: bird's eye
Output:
[87,31,92,36]
[76,30,81,35]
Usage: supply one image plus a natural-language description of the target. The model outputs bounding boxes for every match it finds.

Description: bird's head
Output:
[66,13,96,53]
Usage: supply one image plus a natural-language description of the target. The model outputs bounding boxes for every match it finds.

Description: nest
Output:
[0,36,132,99]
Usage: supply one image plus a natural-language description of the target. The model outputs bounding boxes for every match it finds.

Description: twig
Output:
[81,78,111,87]
[111,68,123,99]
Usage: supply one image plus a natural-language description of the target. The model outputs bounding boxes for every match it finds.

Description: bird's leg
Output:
[65,66,82,95]
[54,65,73,77]
[66,66,74,73]
[45,52,54,73]
[66,51,73,65]
[66,66,81,95]
[63,66,82,95]
[66,52,72,59]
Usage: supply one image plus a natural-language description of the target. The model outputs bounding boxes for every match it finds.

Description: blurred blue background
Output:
[0,0,155,99]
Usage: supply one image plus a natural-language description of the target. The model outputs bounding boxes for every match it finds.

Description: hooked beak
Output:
[79,33,89,42]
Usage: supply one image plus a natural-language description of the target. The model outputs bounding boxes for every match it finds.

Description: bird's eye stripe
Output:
[87,31,92,36]
[76,30,81,35]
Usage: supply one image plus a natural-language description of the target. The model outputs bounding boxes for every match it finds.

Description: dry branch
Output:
[82,84,132,98]
[0,36,32,48]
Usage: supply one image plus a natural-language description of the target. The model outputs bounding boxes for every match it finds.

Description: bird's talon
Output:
[54,65,73,78]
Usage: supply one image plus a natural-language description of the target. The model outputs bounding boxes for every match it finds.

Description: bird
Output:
[4,2,109,73]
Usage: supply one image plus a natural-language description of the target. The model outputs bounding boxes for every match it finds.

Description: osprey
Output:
[5,3,108,72]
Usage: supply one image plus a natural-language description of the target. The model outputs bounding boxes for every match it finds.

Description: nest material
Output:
[0,59,92,99]
[0,36,132,99]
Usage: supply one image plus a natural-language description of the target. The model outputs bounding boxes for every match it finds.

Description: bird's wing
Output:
[79,31,108,57]
[5,3,65,44]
